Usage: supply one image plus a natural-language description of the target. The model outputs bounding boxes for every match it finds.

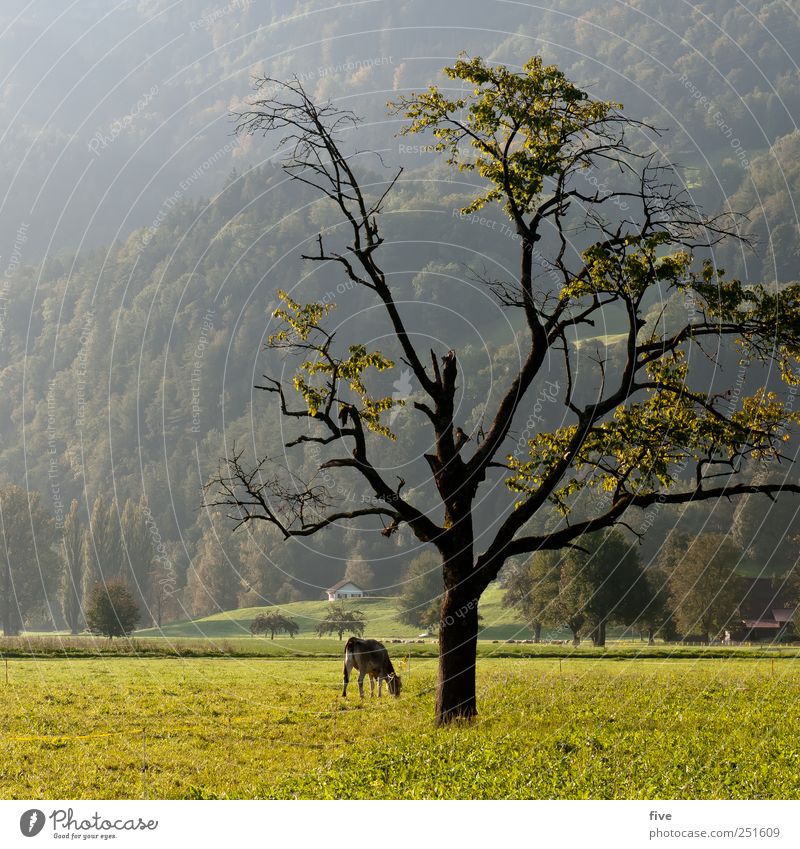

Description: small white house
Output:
[326,580,365,601]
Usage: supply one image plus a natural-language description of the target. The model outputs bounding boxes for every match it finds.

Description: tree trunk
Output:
[590,619,607,647]
[533,621,541,644]
[648,626,655,646]
[436,584,480,725]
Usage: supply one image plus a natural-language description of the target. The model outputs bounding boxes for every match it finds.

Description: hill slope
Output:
[137,584,533,641]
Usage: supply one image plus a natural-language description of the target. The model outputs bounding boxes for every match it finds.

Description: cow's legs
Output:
[357,670,366,698]
[342,655,353,697]
[378,676,384,697]
[369,676,375,697]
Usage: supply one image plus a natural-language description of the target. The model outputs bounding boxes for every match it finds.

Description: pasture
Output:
[2,654,800,799]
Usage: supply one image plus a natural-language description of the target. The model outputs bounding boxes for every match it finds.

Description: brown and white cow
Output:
[342,636,402,698]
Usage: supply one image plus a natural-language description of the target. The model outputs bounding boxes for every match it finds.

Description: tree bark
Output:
[648,626,655,646]
[436,583,480,724]
[533,621,541,644]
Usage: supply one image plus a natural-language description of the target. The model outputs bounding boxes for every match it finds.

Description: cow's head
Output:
[388,673,402,697]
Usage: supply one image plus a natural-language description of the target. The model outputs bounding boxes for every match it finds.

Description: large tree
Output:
[208,56,800,724]
[86,496,123,582]
[502,549,562,643]
[636,567,677,644]
[662,532,742,642]
[562,530,650,647]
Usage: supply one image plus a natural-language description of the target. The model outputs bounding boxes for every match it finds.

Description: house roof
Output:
[326,579,364,593]
[737,577,796,621]
[742,619,781,629]
[772,608,795,624]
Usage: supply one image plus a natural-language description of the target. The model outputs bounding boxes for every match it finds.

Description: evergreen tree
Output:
[184,525,241,617]
[0,486,59,635]
[121,498,154,625]
[60,499,85,634]
[86,496,123,581]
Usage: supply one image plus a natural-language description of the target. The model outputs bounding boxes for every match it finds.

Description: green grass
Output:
[3,633,800,660]
[3,655,800,799]
[135,583,534,642]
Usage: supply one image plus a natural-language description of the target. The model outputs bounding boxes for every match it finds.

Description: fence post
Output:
[141,729,148,800]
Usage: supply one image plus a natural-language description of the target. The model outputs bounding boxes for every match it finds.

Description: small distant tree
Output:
[315,603,366,640]
[250,611,299,639]
[85,580,140,639]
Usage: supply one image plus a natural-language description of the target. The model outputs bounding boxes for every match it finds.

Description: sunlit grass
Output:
[2,656,799,799]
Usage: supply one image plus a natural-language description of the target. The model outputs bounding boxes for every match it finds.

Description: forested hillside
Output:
[1,0,799,627]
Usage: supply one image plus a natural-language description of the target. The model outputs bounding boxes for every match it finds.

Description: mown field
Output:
[2,655,800,799]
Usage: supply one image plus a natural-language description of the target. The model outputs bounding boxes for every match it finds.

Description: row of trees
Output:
[502,530,793,646]
[503,530,670,646]
[249,604,367,640]
[0,486,169,635]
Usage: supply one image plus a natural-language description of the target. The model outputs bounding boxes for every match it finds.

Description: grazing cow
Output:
[342,636,402,698]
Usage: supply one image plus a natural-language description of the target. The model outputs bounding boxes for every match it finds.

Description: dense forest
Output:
[1,0,800,628]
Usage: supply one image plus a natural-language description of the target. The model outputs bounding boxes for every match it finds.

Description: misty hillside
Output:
[3,0,799,280]
[1,1,800,625]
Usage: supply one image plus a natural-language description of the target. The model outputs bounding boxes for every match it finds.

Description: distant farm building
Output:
[326,580,366,601]
[733,577,797,642]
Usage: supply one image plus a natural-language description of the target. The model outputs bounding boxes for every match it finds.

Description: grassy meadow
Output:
[2,654,800,799]
[135,584,532,642]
